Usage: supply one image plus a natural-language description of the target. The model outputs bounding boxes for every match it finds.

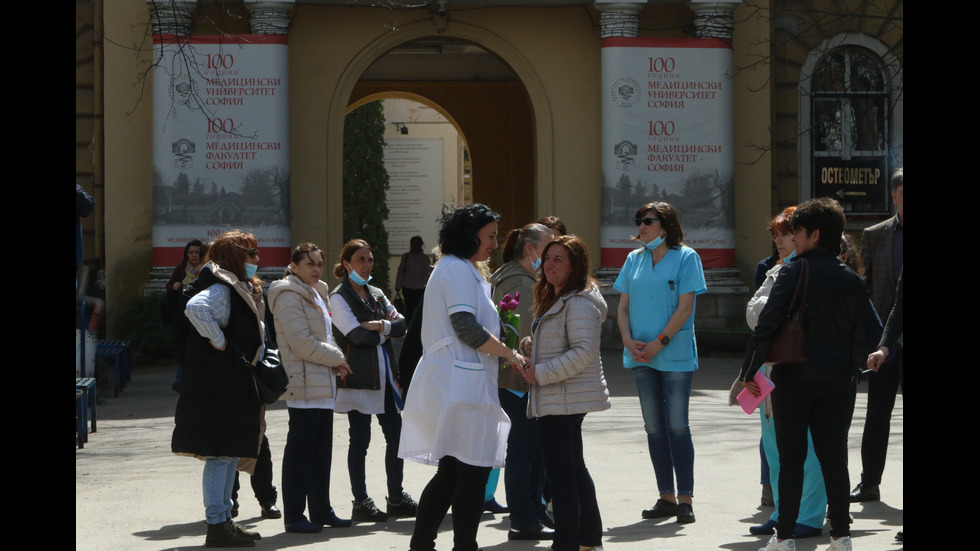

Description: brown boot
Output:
[205,519,255,548]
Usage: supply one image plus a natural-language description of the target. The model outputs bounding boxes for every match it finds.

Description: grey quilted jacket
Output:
[527,284,611,418]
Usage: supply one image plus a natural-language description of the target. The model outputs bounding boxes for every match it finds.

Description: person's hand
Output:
[518,357,537,384]
[333,360,352,378]
[866,347,887,372]
[386,309,399,321]
[743,380,761,397]
[633,340,664,363]
[624,338,645,359]
[520,336,533,357]
[173,281,182,291]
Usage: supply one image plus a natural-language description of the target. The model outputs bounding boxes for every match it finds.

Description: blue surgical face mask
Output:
[783,249,797,263]
[531,251,542,271]
[347,264,373,286]
[644,232,666,251]
[244,262,258,279]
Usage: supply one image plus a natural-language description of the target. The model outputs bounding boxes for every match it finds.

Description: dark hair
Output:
[839,233,865,279]
[204,230,261,287]
[790,197,846,255]
[536,215,567,236]
[890,167,903,191]
[501,223,553,263]
[632,202,684,248]
[438,203,501,259]
[285,242,322,278]
[769,206,796,237]
[533,235,595,318]
[333,239,371,279]
[182,239,204,265]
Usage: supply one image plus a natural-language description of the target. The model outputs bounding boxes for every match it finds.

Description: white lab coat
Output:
[398,255,511,468]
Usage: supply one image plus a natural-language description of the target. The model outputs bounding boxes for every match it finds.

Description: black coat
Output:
[742,247,870,384]
[172,267,263,459]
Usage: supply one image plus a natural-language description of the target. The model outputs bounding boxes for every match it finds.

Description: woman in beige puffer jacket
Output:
[267,243,352,533]
[517,235,609,551]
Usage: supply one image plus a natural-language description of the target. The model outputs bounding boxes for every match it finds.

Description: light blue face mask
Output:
[644,232,666,251]
[244,262,258,279]
[783,249,797,263]
[347,264,372,286]
[531,251,542,271]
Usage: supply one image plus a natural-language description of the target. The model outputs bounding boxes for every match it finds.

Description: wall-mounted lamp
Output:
[394,122,409,135]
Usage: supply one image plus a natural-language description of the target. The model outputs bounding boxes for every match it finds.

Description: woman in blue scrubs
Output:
[614,202,706,525]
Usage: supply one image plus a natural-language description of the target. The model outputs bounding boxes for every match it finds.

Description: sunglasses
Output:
[634,217,661,227]
[234,243,260,257]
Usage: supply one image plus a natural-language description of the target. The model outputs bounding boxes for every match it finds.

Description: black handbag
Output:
[251,348,288,404]
[765,258,809,366]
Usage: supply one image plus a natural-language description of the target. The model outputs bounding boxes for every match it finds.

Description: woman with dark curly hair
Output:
[399,203,529,551]
[615,202,706,525]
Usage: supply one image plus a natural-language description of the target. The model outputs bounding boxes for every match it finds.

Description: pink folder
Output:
[737,370,775,415]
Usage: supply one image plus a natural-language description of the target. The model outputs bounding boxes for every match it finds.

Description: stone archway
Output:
[325,21,555,254]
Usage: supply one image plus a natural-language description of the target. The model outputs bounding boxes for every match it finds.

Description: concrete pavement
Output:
[76,349,903,551]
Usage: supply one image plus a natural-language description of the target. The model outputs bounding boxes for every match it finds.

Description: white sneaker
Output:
[826,536,853,551]
[759,534,797,551]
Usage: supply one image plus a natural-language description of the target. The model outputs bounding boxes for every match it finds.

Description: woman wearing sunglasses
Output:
[614,202,706,525]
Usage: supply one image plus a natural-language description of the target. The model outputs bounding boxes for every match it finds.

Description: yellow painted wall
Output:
[101,1,781,329]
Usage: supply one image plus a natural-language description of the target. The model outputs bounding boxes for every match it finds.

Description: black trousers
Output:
[232,435,276,505]
[410,456,491,551]
[771,379,854,540]
[859,348,903,486]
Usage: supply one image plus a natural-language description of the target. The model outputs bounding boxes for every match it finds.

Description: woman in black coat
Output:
[172,230,266,548]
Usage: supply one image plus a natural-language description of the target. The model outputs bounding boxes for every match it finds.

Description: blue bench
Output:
[75,377,97,438]
[76,390,86,449]
[96,340,131,398]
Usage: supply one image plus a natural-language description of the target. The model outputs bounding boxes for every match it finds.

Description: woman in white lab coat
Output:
[399,203,529,551]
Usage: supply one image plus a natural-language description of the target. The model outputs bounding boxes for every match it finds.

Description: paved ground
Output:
[76,348,903,551]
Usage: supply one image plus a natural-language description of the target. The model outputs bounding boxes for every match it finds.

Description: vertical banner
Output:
[383,138,444,255]
[601,38,734,269]
[152,34,290,267]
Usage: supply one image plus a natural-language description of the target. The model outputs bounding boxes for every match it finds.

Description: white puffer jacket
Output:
[526,284,611,418]
[268,274,347,402]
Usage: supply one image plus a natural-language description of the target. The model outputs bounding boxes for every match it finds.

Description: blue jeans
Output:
[632,367,695,496]
[347,384,403,503]
[282,408,335,524]
[537,414,602,551]
[203,456,239,524]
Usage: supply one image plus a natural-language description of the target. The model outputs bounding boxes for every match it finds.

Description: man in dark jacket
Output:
[743,197,868,551]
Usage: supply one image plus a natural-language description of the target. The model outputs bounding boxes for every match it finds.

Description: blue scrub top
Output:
[614,246,707,372]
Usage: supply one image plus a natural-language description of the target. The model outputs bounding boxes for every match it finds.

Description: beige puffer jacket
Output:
[267,274,347,402]
[526,284,611,418]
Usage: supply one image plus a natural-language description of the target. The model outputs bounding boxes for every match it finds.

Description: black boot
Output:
[205,519,255,548]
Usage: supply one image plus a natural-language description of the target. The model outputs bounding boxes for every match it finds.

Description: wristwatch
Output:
[658,333,670,346]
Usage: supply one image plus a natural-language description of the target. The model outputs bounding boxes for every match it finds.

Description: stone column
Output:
[245,0,293,35]
[595,1,644,39]
[146,1,196,37]
[690,1,740,40]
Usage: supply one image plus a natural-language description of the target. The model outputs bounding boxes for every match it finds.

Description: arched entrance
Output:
[326,24,553,268]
